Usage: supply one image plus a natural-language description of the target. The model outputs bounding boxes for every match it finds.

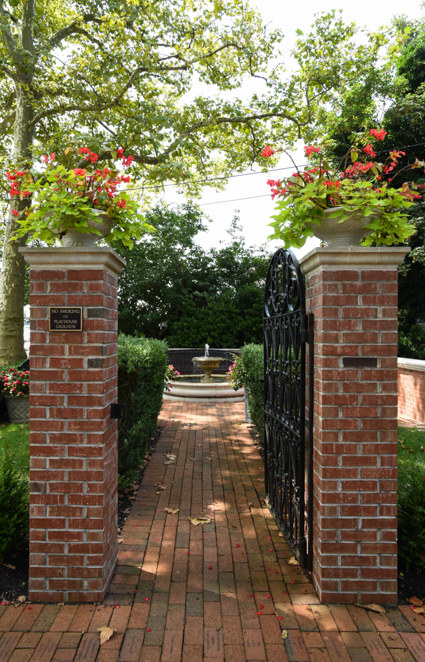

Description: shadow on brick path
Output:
[1,402,425,661]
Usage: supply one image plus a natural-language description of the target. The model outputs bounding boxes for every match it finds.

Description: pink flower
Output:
[261,145,275,158]
[41,154,48,163]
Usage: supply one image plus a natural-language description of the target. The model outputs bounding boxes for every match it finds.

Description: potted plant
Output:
[0,368,30,423]
[261,129,425,248]
[7,147,154,248]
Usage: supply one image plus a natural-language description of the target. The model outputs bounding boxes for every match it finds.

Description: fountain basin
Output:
[164,375,244,403]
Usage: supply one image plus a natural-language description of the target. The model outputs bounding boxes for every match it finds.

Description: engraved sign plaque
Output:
[49,307,82,332]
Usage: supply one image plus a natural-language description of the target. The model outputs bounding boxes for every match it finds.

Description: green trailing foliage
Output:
[0,446,29,559]
[397,426,425,571]
[117,334,168,488]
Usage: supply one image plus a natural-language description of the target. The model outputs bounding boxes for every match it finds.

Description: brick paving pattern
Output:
[1,401,425,661]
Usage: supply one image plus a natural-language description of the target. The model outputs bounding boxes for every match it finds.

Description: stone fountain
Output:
[163,344,244,403]
[191,344,224,383]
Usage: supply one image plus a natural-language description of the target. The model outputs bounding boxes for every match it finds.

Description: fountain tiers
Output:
[191,356,224,382]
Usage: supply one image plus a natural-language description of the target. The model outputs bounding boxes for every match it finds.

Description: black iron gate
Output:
[263,248,314,570]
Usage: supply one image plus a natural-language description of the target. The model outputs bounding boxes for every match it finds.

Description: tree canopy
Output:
[114,206,270,347]
[0,0,393,363]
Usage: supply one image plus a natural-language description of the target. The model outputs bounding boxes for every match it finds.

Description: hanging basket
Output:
[4,395,29,423]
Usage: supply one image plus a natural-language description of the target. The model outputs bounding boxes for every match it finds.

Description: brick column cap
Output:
[19,246,126,276]
[299,246,410,277]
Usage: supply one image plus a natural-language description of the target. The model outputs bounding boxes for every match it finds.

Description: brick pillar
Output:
[299,246,408,605]
[20,247,126,603]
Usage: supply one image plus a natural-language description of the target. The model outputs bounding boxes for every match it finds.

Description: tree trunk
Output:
[0,0,35,365]
[0,89,34,365]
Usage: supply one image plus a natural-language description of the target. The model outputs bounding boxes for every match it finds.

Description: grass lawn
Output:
[398,426,425,469]
[0,422,29,476]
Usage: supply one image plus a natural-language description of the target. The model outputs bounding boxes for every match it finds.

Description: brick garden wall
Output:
[21,247,125,603]
[300,247,408,605]
[398,357,425,425]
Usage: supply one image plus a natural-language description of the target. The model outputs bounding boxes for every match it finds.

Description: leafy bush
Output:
[398,426,425,571]
[117,334,168,487]
[0,447,29,558]
[237,344,264,443]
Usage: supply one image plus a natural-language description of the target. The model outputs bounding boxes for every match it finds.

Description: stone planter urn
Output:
[61,213,114,247]
[313,207,380,247]
[4,395,29,423]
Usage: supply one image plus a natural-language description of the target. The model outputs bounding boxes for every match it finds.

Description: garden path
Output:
[1,401,425,662]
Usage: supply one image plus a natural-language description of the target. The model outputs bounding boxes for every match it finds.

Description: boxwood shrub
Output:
[0,447,29,558]
[117,334,168,487]
[240,344,264,443]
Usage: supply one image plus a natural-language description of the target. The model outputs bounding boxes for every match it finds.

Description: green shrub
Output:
[239,344,264,443]
[398,426,425,571]
[0,447,29,558]
[117,334,168,487]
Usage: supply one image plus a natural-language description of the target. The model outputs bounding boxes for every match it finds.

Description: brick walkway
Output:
[1,401,425,662]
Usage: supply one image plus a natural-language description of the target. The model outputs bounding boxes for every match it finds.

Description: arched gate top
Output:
[264,248,305,319]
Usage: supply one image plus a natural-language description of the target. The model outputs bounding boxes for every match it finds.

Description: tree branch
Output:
[0,109,15,132]
[46,13,103,51]
[0,0,18,55]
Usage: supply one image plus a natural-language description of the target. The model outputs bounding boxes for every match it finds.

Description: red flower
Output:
[117,148,124,158]
[369,128,387,141]
[304,145,321,156]
[11,210,19,217]
[116,199,126,209]
[261,145,275,158]
[73,168,87,176]
[363,144,376,158]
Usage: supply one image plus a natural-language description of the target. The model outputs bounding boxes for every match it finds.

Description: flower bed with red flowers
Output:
[0,368,30,398]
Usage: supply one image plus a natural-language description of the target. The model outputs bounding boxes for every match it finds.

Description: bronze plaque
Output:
[49,307,82,332]
[343,357,377,368]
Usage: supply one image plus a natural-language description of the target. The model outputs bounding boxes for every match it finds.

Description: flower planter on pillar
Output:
[20,246,126,603]
[299,246,409,605]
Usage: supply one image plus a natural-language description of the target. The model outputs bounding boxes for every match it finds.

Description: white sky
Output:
[153,0,425,259]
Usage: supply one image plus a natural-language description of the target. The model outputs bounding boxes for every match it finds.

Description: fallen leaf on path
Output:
[281,630,288,639]
[205,457,211,461]
[118,538,124,544]
[288,557,299,566]
[16,596,26,604]
[408,596,423,607]
[0,562,15,570]
[164,460,175,465]
[413,606,425,614]
[189,516,211,526]
[165,454,177,460]
[98,627,116,645]
[164,508,180,515]
[355,603,386,613]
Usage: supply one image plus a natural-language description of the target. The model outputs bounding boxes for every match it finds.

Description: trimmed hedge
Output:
[117,334,168,487]
[240,344,264,443]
